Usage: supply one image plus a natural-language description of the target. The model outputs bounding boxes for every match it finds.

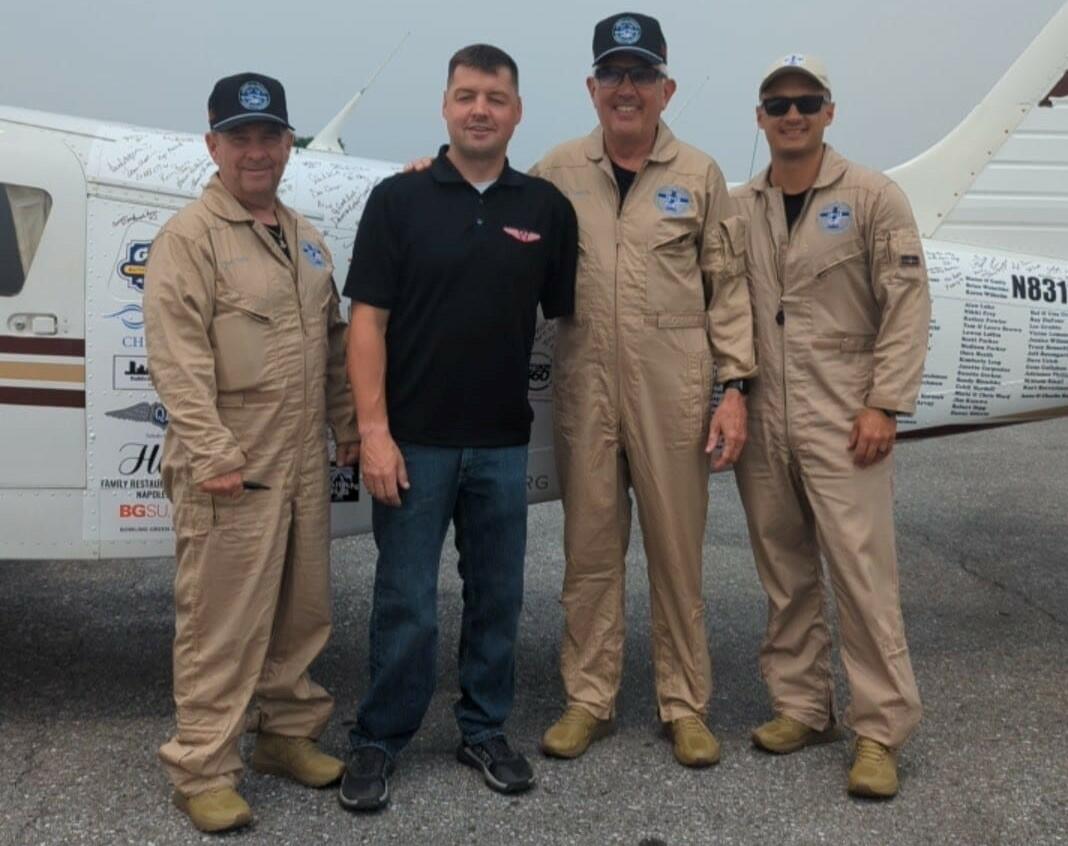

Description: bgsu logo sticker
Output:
[503,226,541,243]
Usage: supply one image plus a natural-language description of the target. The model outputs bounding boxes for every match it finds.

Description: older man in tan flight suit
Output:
[533,13,756,768]
[145,73,358,833]
[732,55,929,799]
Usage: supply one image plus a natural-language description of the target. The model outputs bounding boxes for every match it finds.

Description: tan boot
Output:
[848,737,899,799]
[670,716,720,767]
[540,706,613,758]
[251,733,344,787]
[173,787,252,833]
[752,714,843,754]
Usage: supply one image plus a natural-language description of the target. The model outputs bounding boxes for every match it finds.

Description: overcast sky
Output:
[2,0,1064,177]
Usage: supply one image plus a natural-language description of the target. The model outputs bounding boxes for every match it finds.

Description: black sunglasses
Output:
[760,94,828,117]
[594,65,665,88]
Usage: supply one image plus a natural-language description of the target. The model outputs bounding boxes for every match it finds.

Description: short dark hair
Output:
[447,44,519,91]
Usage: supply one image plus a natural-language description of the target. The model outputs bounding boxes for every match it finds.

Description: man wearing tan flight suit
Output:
[533,13,756,768]
[732,55,929,798]
[145,73,358,833]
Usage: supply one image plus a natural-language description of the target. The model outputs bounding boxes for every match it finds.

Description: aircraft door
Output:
[0,128,87,488]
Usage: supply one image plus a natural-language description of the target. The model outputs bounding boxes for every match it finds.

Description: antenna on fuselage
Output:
[307,31,410,153]
[665,74,710,128]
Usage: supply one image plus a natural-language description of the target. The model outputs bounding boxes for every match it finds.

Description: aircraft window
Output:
[0,183,52,298]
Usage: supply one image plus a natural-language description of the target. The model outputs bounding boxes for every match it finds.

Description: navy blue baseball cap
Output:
[593,13,667,66]
[208,72,294,132]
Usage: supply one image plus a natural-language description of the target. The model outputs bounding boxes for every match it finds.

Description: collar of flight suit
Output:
[582,120,680,168]
[751,144,849,195]
[200,173,298,267]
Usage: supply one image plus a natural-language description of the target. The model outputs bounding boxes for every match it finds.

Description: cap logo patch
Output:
[818,201,853,233]
[655,185,692,216]
[612,17,642,45]
[238,80,271,111]
[784,54,806,66]
[300,240,326,268]
[503,226,542,243]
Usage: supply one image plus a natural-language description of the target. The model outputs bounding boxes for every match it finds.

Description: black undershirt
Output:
[265,222,289,258]
[784,191,808,231]
[612,161,637,209]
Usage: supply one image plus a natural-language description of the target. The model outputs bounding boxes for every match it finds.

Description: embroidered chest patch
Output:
[300,240,327,268]
[503,226,542,243]
[655,186,692,216]
[817,202,853,234]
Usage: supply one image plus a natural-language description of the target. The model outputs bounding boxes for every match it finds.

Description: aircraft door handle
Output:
[6,312,58,335]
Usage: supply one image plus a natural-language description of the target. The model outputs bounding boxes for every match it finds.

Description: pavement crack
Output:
[955,557,1066,628]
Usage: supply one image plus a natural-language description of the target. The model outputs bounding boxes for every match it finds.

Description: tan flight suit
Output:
[531,124,756,722]
[731,146,928,748]
[144,175,356,796]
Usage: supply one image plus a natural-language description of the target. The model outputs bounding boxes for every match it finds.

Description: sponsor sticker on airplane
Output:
[106,304,144,331]
[655,186,692,216]
[528,351,552,399]
[117,241,151,294]
[113,355,152,390]
[301,240,327,268]
[106,401,169,430]
[818,202,853,234]
[238,80,271,111]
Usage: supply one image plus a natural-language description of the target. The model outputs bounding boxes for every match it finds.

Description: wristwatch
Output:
[722,378,751,396]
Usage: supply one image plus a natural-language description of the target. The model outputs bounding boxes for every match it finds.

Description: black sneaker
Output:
[338,746,393,812]
[457,735,534,795]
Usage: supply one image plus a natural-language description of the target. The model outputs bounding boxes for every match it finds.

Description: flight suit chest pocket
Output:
[301,269,336,341]
[811,240,873,335]
[646,216,703,313]
[211,294,273,392]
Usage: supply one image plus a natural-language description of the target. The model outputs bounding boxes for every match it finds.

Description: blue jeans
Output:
[350,443,528,759]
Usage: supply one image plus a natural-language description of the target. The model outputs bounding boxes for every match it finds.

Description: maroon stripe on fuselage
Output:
[0,337,86,357]
[0,387,86,408]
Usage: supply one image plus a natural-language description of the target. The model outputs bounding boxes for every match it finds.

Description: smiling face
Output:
[757,72,835,161]
[442,64,522,162]
[587,55,676,150]
[205,122,292,207]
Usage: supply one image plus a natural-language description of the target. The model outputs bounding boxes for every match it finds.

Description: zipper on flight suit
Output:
[610,166,625,443]
[775,188,816,452]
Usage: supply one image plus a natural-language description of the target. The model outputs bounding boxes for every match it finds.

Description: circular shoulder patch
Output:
[817,201,853,234]
[238,81,271,111]
[612,17,642,45]
[654,185,693,216]
[300,239,326,268]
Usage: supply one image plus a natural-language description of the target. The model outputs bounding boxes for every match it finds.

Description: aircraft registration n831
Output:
[1,6,1067,560]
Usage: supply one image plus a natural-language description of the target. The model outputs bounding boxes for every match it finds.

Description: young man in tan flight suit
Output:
[731,55,930,798]
[144,73,359,833]
[533,13,756,768]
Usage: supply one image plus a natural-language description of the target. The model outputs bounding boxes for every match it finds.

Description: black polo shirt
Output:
[343,147,578,447]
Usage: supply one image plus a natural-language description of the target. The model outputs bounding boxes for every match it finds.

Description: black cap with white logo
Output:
[593,13,667,66]
[208,72,294,132]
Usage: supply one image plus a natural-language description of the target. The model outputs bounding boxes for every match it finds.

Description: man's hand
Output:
[403,157,434,173]
[199,470,243,498]
[336,441,360,467]
[360,428,409,506]
[706,388,748,471]
[848,407,897,467]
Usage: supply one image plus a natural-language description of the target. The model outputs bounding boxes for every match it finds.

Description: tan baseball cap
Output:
[759,54,832,95]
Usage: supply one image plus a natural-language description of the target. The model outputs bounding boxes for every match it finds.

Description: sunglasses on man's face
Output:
[760,94,828,117]
[593,65,665,88]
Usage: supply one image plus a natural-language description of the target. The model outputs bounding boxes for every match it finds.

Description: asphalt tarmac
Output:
[2,419,1066,845]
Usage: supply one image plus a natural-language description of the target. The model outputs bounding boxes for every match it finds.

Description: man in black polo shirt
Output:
[337,44,577,812]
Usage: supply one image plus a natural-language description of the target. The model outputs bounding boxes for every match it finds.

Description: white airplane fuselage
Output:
[2,2,1068,559]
